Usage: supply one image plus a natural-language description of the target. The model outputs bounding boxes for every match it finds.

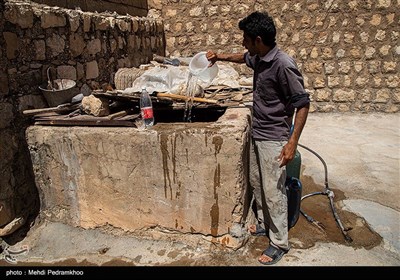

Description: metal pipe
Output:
[298,143,328,189]
[301,191,324,200]
[297,143,352,243]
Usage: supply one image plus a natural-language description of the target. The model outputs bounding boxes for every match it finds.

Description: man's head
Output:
[239,11,276,55]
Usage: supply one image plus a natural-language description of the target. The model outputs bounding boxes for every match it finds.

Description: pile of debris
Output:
[24,59,253,127]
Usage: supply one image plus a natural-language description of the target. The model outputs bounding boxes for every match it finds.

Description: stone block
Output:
[26,108,251,241]
[86,60,99,80]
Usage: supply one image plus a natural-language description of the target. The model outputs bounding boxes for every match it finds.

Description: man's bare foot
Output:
[248,224,257,234]
[248,224,266,236]
[258,245,287,265]
[258,253,273,264]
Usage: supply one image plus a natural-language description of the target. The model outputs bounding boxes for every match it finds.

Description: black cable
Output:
[298,143,328,189]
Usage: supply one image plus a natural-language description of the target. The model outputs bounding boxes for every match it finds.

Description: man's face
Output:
[242,34,257,56]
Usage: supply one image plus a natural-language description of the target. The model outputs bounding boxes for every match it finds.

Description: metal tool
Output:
[23,93,83,116]
[153,54,181,66]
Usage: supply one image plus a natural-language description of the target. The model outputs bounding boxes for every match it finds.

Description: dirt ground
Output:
[0,173,382,267]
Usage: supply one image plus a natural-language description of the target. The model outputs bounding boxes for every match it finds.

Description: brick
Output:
[365,47,376,59]
[86,60,99,80]
[4,4,34,29]
[333,89,356,102]
[338,61,351,74]
[324,62,336,74]
[314,88,331,101]
[46,34,65,57]
[3,32,18,59]
[354,62,364,73]
[57,65,76,80]
[373,77,383,88]
[360,89,372,102]
[379,45,391,56]
[370,14,381,26]
[386,75,399,88]
[375,30,386,41]
[383,61,397,73]
[374,89,391,103]
[41,11,67,29]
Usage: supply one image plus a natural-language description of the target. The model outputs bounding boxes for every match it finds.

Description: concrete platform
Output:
[24,107,251,247]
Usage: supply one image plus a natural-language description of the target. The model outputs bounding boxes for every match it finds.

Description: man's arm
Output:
[206,51,245,65]
[278,104,310,167]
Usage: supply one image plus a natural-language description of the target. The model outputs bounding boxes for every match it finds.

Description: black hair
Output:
[238,11,276,47]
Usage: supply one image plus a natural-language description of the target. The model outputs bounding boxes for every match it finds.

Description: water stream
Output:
[183,72,199,122]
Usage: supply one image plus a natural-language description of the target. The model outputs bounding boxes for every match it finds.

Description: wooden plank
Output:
[93,90,220,104]
[33,114,137,127]
[107,110,128,120]
[23,103,80,115]
[117,113,140,121]
[156,93,218,104]
[34,119,136,127]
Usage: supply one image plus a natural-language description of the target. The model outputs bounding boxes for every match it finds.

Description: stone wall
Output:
[32,0,148,17]
[149,0,399,113]
[0,0,165,236]
[3,0,164,108]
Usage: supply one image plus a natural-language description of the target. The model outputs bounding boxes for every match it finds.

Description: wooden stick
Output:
[23,103,79,116]
[107,110,128,120]
[156,93,218,104]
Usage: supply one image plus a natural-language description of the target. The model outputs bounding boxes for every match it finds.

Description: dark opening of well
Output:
[154,107,227,123]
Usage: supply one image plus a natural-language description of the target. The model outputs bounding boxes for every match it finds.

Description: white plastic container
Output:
[189,52,218,83]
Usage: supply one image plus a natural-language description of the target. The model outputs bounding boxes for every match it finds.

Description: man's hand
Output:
[206,50,218,67]
[278,104,309,167]
[277,142,297,168]
[206,51,245,65]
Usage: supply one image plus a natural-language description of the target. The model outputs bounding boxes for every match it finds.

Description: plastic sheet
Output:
[120,63,242,95]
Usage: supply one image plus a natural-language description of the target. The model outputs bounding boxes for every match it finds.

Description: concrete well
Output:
[25,107,252,248]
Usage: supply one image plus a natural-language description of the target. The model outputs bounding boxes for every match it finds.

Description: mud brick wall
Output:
[150,0,399,113]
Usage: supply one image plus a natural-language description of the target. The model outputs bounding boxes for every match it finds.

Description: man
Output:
[207,11,310,265]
